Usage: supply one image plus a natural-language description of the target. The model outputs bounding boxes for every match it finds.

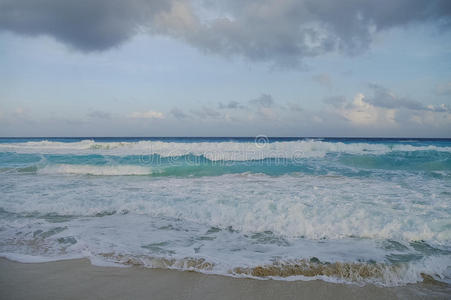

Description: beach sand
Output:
[1,258,449,299]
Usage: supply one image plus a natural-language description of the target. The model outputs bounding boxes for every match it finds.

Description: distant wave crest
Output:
[1,140,450,160]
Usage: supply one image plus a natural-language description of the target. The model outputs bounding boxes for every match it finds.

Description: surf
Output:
[0,137,450,287]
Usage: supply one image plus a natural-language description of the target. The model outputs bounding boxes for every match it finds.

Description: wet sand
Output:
[0,258,449,299]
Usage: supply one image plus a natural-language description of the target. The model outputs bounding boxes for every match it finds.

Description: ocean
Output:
[0,137,450,286]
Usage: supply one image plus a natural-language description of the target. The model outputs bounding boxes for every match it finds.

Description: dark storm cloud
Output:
[0,0,170,51]
[1,0,450,63]
[153,0,451,66]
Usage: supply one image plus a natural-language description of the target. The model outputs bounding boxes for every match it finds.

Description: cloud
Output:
[247,94,278,120]
[170,107,188,119]
[286,102,303,112]
[0,0,170,52]
[88,110,111,119]
[425,104,450,113]
[158,0,451,67]
[191,106,221,118]
[128,110,164,119]
[324,86,451,129]
[312,73,332,88]
[249,94,274,108]
[1,0,450,65]
[409,110,451,126]
[338,93,397,126]
[367,84,450,112]
[366,83,426,110]
[187,94,281,122]
[218,101,245,109]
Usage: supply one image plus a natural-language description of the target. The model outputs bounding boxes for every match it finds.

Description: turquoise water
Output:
[0,137,450,285]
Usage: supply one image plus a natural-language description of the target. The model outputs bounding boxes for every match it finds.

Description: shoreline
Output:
[1,258,450,299]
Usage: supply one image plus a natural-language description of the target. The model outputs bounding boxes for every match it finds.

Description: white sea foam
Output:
[0,252,85,263]
[1,211,450,286]
[39,164,152,176]
[0,140,450,159]
[1,173,449,242]
[1,139,450,286]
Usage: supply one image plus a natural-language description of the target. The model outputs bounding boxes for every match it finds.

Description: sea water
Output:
[0,137,450,286]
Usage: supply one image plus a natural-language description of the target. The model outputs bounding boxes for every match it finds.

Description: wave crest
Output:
[39,164,152,176]
[1,139,450,160]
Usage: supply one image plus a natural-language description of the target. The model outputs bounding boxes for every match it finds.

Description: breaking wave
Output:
[1,137,450,287]
[38,164,153,176]
[1,139,450,160]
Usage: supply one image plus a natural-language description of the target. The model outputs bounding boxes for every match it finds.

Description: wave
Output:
[1,138,450,287]
[1,172,449,242]
[38,164,153,176]
[3,152,450,177]
[232,258,450,286]
[95,254,451,286]
[1,139,450,159]
[1,251,449,286]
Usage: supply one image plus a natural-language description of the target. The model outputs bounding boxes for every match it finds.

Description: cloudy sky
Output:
[1,0,451,137]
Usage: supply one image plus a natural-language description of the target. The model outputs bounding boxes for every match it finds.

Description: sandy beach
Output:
[0,258,449,299]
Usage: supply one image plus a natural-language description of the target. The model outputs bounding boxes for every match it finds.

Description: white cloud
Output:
[128,110,164,119]
[337,93,396,126]
[323,89,451,133]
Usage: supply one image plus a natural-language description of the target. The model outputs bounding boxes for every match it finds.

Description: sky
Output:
[0,0,451,137]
